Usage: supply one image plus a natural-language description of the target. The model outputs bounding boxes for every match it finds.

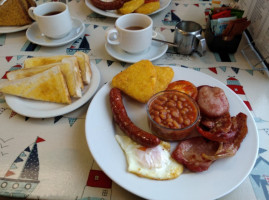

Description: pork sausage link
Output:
[197,85,229,118]
[110,87,160,148]
[91,0,126,10]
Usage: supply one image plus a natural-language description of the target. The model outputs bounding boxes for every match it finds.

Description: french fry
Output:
[135,1,160,14]
[118,0,145,14]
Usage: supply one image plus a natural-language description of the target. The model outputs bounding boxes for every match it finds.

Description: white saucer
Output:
[26,18,85,47]
[105,32,168,63]
[0,24,31,34]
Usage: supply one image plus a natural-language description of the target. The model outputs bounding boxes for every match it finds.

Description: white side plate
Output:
[5,61,100,118]
[0,24,31,34]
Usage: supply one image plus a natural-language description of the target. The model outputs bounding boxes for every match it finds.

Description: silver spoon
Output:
[152,38,178,47]
[152,38,204,57]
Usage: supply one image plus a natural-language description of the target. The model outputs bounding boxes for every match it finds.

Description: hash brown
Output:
[112,60,174,103]
[154,66,174,94]
[112,60,157,103]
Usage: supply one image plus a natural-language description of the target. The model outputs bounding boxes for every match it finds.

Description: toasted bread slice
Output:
[24,55,84,90]
[24,54,92,85]
[0,0,36,26]
[0,66,71,104]
[20,0,31,11]
[7,64,55,80]
[60,60,82,98]
[7,62,82,98]
[26,0,36,7]
[24,55,69,68]
[61,57,84,90]
[74,52,92,84]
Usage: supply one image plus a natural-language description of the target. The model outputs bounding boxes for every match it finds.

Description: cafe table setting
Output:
[0,0,269,199]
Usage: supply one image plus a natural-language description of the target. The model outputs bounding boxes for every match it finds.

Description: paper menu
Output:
[238,0,269,59]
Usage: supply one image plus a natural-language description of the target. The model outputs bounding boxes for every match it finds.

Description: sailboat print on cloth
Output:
[162,10,181,26]
[66,34,90,55]
[0,137,45,198]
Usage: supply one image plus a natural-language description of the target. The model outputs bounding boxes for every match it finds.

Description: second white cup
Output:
[28,2,72,39]
[106,13,153,54]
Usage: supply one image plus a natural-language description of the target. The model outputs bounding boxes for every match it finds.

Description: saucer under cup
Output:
[106,13,153,54]
[26,17,85,47]
[28,2,73,39]
[105,31,168,63]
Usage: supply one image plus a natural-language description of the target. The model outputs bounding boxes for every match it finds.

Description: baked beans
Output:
[149,92,198,129]
[147,90,200,141]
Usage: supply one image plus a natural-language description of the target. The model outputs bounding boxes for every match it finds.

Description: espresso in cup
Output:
[28,2,72,39]
[125,26,144,30]
[43,11,62,16]
[106,13,153,54]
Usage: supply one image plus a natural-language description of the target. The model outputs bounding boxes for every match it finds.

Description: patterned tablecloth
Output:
[0,0,269,200]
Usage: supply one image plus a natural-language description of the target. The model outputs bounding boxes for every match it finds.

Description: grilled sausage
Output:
[91,0,126,10]
[197,86,229,118]
[110,87,160,148]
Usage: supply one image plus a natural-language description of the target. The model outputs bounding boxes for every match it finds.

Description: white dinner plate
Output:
[5,61,100,118]
[85,0,171,18]
[0,24,31,34]
[26,18,85,47]
[105,31,168,63]
[85,66,258,200]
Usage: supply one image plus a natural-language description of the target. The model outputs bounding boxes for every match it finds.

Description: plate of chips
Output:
[85,0,171,18]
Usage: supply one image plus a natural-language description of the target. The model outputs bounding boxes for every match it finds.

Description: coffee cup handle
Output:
[152,30,158,38]
[106,29,120,45]
[195,34,206,56]
[28,7,36,20]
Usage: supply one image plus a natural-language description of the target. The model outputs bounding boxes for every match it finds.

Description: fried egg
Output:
[115,135,183,180]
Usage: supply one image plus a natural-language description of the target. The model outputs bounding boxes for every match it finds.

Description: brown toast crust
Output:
[0,0,36,26]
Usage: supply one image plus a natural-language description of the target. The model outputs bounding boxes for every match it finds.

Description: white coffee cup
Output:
[106,13,153,54]
[28,2,72,39]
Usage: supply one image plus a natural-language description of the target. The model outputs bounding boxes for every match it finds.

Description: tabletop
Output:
[0,0,269,200]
